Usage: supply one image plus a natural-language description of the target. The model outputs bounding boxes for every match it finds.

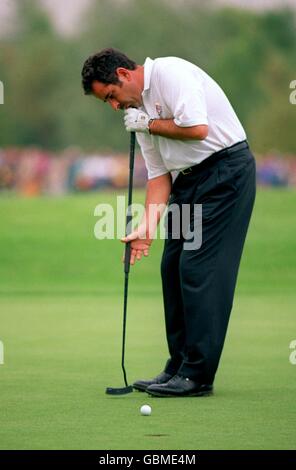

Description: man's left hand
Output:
[124,108,151,133]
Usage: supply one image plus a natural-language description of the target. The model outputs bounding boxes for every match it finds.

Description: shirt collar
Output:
[143,57,154,92]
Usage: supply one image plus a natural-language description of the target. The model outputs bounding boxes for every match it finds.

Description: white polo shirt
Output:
[136,57,247,179]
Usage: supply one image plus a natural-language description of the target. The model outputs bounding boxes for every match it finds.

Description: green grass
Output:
[0,189,295,450]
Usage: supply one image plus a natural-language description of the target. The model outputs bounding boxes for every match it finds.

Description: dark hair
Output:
[81,48,137,95]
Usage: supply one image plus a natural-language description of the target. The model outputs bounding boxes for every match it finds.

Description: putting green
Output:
[0,190,295,450]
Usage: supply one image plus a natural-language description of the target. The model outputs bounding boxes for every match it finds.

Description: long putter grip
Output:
[124,132,135,274]
[124,241,131,274]
[124,213,132,274]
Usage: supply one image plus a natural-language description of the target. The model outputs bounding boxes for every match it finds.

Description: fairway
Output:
[0,189,295,450]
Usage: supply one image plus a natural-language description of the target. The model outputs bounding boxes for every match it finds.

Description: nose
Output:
[109,99,120,111]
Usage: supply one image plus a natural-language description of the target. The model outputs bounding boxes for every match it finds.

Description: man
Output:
[82,48,256,397]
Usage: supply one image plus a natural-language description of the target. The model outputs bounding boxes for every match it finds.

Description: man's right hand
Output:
[121,173,172,265]
[121,225,152,265]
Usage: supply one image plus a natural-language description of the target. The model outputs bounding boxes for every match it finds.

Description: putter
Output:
[106,132,135,395]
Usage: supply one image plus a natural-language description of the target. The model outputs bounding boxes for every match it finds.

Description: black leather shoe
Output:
[133,371,173,392]
[146,374,213,397]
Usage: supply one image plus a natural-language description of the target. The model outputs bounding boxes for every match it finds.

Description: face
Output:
[92,68,142,111]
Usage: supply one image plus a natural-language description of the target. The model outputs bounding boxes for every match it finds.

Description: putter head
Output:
[106,385,133,395]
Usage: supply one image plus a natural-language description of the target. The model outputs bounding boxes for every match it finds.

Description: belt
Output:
[180,140,249,175]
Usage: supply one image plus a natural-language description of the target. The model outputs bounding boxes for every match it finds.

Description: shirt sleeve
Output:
[156,63,208,127]
[136,133,169,180]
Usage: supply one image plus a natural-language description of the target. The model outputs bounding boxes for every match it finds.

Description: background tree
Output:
[0,0,295,153]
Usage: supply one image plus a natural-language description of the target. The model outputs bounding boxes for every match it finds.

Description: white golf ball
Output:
[140,404,152,416]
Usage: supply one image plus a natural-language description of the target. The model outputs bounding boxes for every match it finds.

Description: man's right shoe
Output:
[133,371,173,392]
[146,374,213,397]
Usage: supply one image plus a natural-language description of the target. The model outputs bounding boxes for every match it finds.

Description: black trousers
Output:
[161,141,256,385]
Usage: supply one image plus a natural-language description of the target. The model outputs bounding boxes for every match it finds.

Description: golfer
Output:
[82,48,256,397]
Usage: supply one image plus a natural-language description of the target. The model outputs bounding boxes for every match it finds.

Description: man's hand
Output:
[121,225,152,265]
[124,108,151,133]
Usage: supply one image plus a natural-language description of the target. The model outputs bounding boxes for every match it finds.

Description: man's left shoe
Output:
[146,374,213,397]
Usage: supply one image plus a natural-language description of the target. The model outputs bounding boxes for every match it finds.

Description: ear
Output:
[116,67,132,81]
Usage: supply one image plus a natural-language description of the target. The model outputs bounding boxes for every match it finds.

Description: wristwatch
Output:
[148,118,155,134]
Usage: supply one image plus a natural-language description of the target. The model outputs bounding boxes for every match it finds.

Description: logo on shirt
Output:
[155,102,162,117]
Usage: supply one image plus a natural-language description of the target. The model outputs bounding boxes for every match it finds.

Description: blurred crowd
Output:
[0,147,147,196]
[0,147,296,196]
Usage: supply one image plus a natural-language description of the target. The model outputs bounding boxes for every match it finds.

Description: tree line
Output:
[0,0,295,153]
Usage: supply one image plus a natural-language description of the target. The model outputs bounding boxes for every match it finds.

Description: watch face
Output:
[148,118,154,134]
[155,102,163,117]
